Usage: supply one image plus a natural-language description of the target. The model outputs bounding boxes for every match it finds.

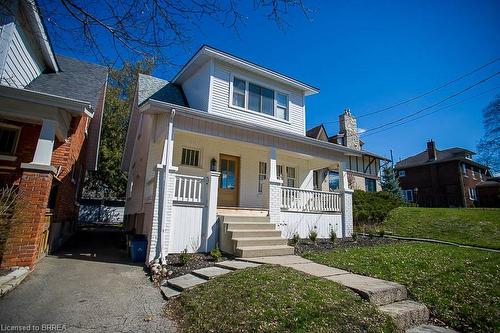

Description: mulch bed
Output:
[293,236,400,255]
[164,252,235,279]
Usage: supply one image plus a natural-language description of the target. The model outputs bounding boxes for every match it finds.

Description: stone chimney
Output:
[427,140,437,161]
[339,108,361,150]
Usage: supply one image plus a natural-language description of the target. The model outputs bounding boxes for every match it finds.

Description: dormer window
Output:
[230,75,289,121]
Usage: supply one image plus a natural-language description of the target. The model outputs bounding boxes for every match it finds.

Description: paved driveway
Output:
[0,229,176,332]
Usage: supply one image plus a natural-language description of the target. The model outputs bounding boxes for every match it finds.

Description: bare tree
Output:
[33,0,311,68]
[477,95,500,175]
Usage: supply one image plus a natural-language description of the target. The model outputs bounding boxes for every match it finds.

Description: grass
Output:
[376,207,500,249]
[304,242,500,333]
[166,265,396,333]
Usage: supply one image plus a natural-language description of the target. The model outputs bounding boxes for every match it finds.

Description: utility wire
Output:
[360,71,499,135]
[361,85,500,138]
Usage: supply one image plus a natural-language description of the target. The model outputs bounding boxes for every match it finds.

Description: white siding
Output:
[280,212,342,239]
[1,23,43,87]
[210,60,305,135]
[181,60,211,111]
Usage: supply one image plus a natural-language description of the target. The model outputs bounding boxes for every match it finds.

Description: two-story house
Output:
[306,109,388,192]
[395,140,490,207]
[122,45,387,262]
[0,0,108,268]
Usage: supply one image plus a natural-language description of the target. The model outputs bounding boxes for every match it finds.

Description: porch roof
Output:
[140,99,387,161]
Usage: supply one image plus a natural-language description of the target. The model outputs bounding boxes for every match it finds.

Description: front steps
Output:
[220,214,294,257]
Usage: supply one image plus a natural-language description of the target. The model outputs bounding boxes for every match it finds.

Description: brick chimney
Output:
[427,140,437,161]
[339,108,361,150]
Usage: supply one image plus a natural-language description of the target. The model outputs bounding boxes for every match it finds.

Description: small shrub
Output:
[353,190,404,229]
[179,249,190,265]
[352,232,358,241]
[378,229,385,237]
[308,227,318,243]
[290,233,300,245]
[329,229,337,243]
[210,244,222,262]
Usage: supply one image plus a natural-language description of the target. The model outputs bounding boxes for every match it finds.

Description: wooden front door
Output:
[218,154,240,207]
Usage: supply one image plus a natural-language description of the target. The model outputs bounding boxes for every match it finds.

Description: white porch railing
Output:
[174,174,205,204]
[281,186,341,212]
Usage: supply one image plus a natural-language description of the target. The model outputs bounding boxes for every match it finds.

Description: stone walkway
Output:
[160,255,458,333]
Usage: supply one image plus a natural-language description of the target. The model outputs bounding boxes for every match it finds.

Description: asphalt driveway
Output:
[0,228,176,332]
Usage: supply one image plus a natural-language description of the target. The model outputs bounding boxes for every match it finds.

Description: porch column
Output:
[202,171,220,252]
[268,147,282,225]
[32,119,57,166]
[339,160,354,238]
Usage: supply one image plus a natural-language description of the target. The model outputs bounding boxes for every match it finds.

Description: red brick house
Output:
[395,140,490,208]
[0,1,108,268]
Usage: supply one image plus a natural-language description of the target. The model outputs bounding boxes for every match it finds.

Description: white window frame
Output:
[468,187,477,200]
[403,189,414,202]
[472,168,476,179]
[180,147,202,168]
[276,165,284,180]
[258,162,267,193]
[0,123,21,160]
[461,163,467,176]
[286,166,297,188]
[229,73,290,123]
[398,170,406,177]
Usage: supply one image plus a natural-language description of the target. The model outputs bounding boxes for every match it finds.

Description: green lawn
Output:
[379,207,500,249]
[166,265,396,333]
[304,242,500,333]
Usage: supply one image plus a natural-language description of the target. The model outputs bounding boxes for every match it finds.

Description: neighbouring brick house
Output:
[306,109,388,192]
[0,0,108,268]
[395,140,490,208]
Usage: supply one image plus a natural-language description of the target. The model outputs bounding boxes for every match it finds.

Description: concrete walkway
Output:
[242,255,458,333]
[0,229,176,333]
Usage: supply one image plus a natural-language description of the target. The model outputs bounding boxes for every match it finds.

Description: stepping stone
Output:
[159,284,181,299]
[167,274,207,291]
[407,324,459,333]
[379,300,429,331]
[215,260,260,270]
[325,273,407,305]
[192,266,232,279]
[283,262,349,277]
[242,255,311,265]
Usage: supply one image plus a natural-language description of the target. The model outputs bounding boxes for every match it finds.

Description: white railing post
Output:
[269,147,282,225]
[339,160,354,238]
[202,171,220,252]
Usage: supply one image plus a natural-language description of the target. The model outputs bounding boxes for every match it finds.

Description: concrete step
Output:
[226,222,276,231]
[407,324,459,333]
[234,237,288,247]
[167,274,207,291]
[230,229,282,238]
[215,260,261,270]
[236,245,295,258]
[222,216,270,222]
[159,284,181,299]
[218,208,268,217]
[191,266,233,280]
[325,273,408,306]
[379,300,430,331]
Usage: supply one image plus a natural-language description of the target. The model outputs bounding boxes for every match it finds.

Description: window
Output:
[276,165,284,179]
[232,77,246,108]
[313,170,321,190]
[230,75,289,120]
[479,171,483,181]
[181,148,200,167]
[403,189,413,202]
[286,167,296,187]
[329,171,339,191]
[468,188,477,200]
[461,163,467,175]
[0,125,20,156]
[398,170,406,177]
[258,162,267,193]
[365,178,376,192]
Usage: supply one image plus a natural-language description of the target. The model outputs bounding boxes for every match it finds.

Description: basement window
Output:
[181,148,200,167]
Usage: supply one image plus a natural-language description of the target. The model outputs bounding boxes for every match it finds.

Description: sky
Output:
[48,0,500,162]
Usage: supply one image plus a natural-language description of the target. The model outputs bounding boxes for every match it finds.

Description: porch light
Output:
[210,158,217,171]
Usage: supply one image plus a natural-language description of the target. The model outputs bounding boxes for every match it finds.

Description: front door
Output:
[218,154,240,207]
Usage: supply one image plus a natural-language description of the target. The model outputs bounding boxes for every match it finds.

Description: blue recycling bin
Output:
[130,235,147,262]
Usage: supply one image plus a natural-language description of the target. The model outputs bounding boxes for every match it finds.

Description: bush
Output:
[179,249,190,265]
[290,233,300,246]
[210,244,222,262]
[308,227,318,243]
[329,229,336,243]
[353,190,404,228]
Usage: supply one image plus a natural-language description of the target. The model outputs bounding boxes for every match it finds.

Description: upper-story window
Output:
[231,76,289,121]
[398,170,406,177]
[461,163,467,175]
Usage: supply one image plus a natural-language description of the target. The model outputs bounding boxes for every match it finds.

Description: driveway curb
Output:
[0,267,30,297]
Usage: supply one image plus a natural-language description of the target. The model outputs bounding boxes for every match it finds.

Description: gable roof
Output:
[172,45,319,95]
[25,55,108,110]
[306,124,328,140]
[395,147,488,170]
[138,74,187,107]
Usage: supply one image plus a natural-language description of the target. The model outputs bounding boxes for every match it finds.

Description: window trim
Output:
[258,161,267,193]
[286,166,297,188]
[398,170,406,177]
[0,123,21,157]
[229,73,291,123]
[180,147,203,168]
[403,189,414,202]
